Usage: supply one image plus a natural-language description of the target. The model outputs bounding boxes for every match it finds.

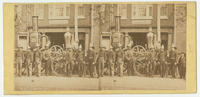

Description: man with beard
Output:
[97,46,106,78]
[158,45,167,77]
[77,45,85,77]
[15,46,24,77]
[125,45,133,76]
[107,46,115,76]
[169,45,178,78]
[64,46,75,77]
[177,52,186,79]
[43,44,53,76]
[116,44,124,77]
[34,44,42,77]
[87,46,97,77]
[25,46,33,76]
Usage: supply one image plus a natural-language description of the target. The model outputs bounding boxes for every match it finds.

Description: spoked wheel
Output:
[49,45,64,73]
[132,45,146,54]
[132,45,147,75]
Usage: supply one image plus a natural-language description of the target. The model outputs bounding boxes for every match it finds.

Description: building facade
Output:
[15,4,186,52]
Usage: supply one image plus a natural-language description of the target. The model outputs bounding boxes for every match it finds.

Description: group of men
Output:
[15,44,186,79]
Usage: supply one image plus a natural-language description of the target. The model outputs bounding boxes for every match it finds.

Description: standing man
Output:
[87,46,97,77]
[178,52,186,79]
[64,46,75,77]
[64,47,69,76]
[169,45,178,78]
[107,46,115,76]
[77,46,85,77]
[15,46,24,76]
[69,47,75,76]
[25,46,33,76]
[43,45,53,76]
[125,45,133,76]
[158,45,167,77]
[34,44,42,77]
[150,48,158,75]
[97,46,106,78]
[116,44,124,77]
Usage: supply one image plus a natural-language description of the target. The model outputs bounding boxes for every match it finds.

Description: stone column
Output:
[157,4,161,48]
[85,33,89,54]
[173,4,177,46]
[74,4,79,49]
[90,4,94,47]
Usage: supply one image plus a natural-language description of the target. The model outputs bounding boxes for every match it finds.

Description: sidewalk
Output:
[14,76,186,91]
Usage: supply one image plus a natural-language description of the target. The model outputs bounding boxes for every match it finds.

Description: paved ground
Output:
[15,76,186,91]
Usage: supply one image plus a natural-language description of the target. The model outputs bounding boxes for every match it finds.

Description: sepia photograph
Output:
[13,3,188,91]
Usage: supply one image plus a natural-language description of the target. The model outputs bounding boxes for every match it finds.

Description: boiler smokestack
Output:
[32,16,38,32]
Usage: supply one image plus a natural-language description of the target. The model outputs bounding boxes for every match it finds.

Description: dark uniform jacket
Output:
[25,51,33,62]
[65,50,74,62]
[34,49,42,60]
[16,50,24,60]
[158,50,167,62]
[107,50,115,62]
[98,49,106,58]
[87,49,96,62]
[77,51,85,62]
[116,49,124,61]
[169,50,177,60]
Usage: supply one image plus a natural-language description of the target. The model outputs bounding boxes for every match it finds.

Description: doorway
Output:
[129,33,147,47]
[46,33,65,47]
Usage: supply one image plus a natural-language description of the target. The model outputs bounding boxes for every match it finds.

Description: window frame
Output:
[131,5,153,20]
[48,4,70,20]
[77,4,85,19]
[160,4,168,19]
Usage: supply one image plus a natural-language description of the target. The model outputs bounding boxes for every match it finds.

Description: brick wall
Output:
[175,4,186,52]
